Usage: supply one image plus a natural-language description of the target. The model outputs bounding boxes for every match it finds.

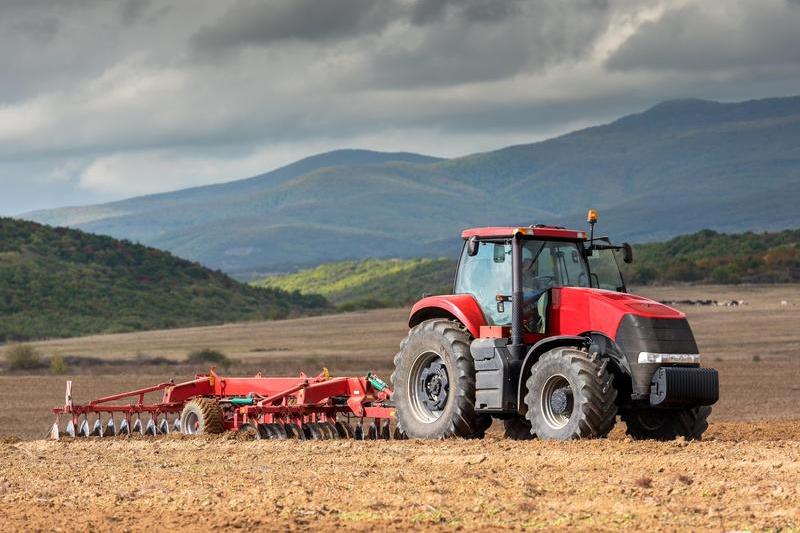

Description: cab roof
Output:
[461,225,587,240]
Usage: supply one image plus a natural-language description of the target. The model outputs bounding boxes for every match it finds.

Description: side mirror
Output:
[467,236,479,256]
[621,242,633,264]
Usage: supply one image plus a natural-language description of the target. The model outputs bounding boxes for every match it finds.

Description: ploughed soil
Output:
[0,421,798,531]
[0,284,798,530]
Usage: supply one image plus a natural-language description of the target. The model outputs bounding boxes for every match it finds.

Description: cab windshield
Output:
[521,240,590,290]
[454,238,590,327]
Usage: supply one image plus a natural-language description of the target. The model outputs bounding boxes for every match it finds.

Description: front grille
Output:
[616,314,699,395]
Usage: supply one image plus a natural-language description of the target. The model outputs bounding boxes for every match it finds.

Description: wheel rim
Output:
[540,374,573,430]
[184,412,199,434]
[409,351,449,423]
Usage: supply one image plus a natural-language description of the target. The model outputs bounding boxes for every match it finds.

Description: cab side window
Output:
[455,241,511,326]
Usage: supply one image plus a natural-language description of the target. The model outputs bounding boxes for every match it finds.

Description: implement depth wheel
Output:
[524,347,617,440]
[180,398,225,435]
[622,406,711,441]
[392,319,484,439]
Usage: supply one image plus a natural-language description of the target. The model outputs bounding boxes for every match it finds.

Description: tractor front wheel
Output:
[621,406,711,441]
[392,319,483,439]
[524,347,617,440]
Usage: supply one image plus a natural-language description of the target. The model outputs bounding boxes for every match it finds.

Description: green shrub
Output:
[50,354,67,375]
[186,348,231,368]
[4,344,43,370]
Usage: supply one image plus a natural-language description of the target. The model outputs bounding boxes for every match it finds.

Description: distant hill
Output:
[23,96,800,274]
[255,228,800,310]
[253,258,454,310]
[0,218,328,342]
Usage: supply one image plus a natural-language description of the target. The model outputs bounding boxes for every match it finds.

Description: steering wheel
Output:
[529,275,555,290]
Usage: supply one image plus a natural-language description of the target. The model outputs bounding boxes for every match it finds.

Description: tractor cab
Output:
[394,211,719,441]
[454,225,627,338]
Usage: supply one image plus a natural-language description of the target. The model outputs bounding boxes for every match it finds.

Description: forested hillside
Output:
[253,258,453,309]
[0,218,328,341]
[626,229,800,284]
[256,228,800,310]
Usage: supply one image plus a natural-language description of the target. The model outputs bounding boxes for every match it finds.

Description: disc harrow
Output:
[50,368,405,441]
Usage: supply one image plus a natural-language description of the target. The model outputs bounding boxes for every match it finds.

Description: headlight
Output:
[638,352,700,364]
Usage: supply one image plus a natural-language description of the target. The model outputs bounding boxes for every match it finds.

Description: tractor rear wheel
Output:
[503,415,535,440]
[180,398,225,435]
[621,406,711,441]
[392,319,483,439]
[524,347,617,440]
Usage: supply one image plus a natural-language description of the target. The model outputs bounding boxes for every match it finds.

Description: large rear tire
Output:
[622,406,711,441]
[391,319,483,439]
[180,398,225,435]
[524,347,617,440]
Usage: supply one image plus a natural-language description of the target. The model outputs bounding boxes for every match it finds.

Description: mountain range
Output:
[24,96,800,276]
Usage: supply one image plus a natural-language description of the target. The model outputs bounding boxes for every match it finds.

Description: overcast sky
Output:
[2,0,800,214]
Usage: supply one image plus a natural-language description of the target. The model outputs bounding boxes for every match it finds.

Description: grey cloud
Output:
[607,2,800,72]
[10,15,60,43]
[410,0,526,25]
[191,0,401,53]
[119,0,153,25]
[362,0,612,89]
[4,0,800,214]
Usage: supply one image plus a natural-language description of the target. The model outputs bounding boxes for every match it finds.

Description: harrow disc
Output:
[393,426,408,440]
[237,424,259,440]
[90,419,102,437]
[366,423,379,440]
[172,417,181,432]
[284,423,305,440]
[65,420,76,438]
[105,418,116,437]
[118,419,130,436]
[354,423,364,440]
[158,417,169,435]
[305,423,324,440]
[50,423,60,440]
[256,424,270,439]
[132,417,143,435]
[380,421,391,440]
[269,423,288,440]
[79,419,90,437]
[320,422,339,439]
[335,421,354,439]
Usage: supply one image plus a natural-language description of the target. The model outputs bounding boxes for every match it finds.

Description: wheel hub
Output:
[540,374,574,429]
[418,361,449,411]
[549,387,573,416]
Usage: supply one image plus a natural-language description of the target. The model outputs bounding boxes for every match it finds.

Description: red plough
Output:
[50,369,403,440]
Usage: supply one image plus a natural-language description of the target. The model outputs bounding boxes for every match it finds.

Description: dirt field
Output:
[1,422,798,531]
[0,284,798,530]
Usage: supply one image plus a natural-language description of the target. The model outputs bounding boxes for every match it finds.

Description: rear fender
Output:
[516,335,589,415]
[408,295,487,338]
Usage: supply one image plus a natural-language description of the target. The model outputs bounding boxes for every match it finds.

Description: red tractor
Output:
[392,211,719,440]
